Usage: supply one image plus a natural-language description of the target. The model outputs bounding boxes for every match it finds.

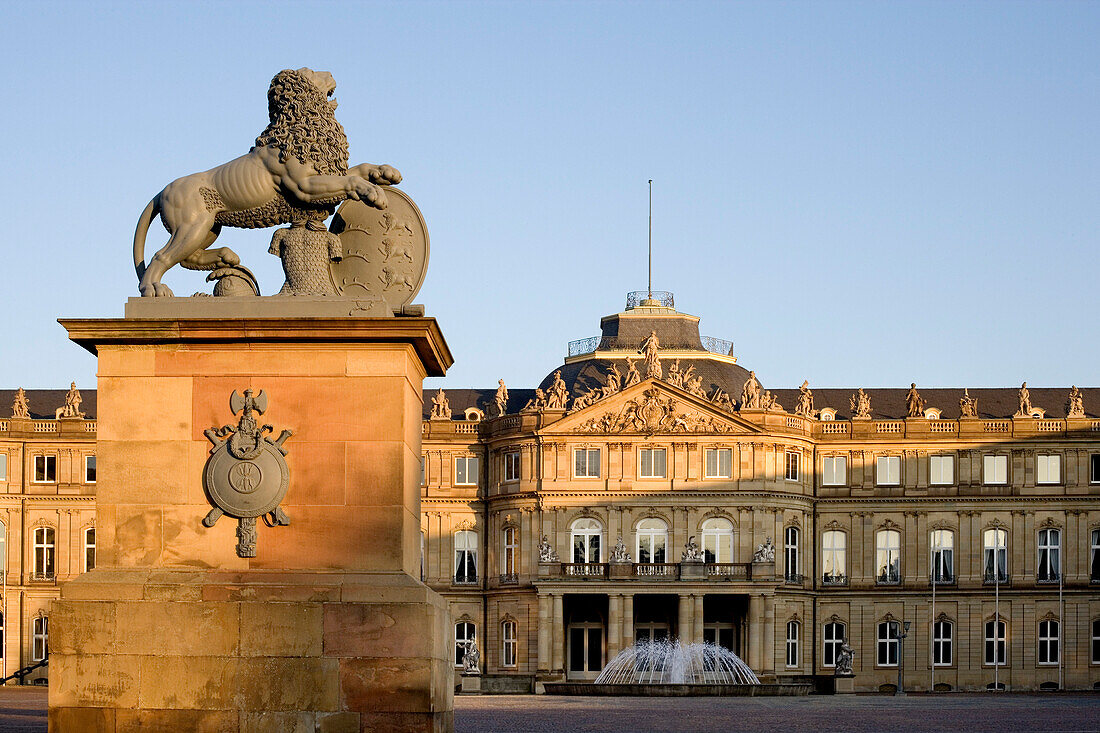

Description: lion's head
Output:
[252,67,349,176]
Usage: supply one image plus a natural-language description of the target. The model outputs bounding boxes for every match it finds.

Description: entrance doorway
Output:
[703,594,746,655]
[635,623,670,643]
[564,594,607,680]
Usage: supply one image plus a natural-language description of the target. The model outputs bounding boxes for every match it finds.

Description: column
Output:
[678,594,692,643]
[622,594,634,650]
[748,593,763,672]
[551,594,565,672]
[763,594,775,675]
[692,594,704,645]
[608,594,623,659]
[537,594,552,672]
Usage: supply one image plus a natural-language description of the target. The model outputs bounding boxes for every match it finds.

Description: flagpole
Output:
[647,180,653,300]
[930,543,936,693]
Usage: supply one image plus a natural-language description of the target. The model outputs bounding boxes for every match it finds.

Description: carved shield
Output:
[328,187,429,311]
[203,441,290,519]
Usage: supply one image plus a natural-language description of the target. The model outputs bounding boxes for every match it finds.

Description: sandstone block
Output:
[240,601,323,657]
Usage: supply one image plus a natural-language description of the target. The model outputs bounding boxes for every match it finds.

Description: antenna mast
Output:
[648,179,653,299]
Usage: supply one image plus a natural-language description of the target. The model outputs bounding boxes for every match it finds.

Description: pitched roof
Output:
[0,389,97,420]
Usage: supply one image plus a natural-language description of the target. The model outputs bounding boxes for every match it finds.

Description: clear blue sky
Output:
[1,1,1097,392]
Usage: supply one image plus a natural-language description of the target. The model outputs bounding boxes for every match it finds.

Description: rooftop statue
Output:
[850,388,872,420]
[429,389,451,421]
[1015,382,1033,417]
[959,388,978,418]
[11,388,29,419]
[795,380,814,417]
[740,371,761,410]
[1067,385,1085,418]
[56,382,85,419]
[905,383,925,418]
[640,331,662,379]
[494,379,509,417]
[133,68,402,297]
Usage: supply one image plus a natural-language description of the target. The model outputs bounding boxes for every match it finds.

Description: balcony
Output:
[563,563,608,578]
[983,572,1010,585]
[543,562,753,581]
[633,563,679,579]
[930,574,956,586]
[821,574,848,587]
[784,572,804,585]
[1036,573,1061,585]
[499,573,519,585]
[30,572,55,583]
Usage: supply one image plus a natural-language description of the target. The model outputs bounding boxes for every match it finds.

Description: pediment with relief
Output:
[544,380,760,435]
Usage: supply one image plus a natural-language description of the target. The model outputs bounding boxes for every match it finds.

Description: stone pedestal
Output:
[50,314,454,732]
[679,560,705,579]
[458,674,481,694]
[608,561,633,579]
[835,675,855,694]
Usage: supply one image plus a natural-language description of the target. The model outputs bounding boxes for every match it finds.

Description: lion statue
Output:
[133,68,401,297]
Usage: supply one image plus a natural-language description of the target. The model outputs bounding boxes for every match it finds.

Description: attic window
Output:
[819,408,836,421]
[924,408,942,420]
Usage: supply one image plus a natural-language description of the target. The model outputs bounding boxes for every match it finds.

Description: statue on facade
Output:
[711,388,734,412]
[429,389,451,420]
[959,388,978,418]
[461,639,481,674]
[850,389,872,419]
[740,371,761,410]
[55,382,85,419]
[835,639,854,676]
[796,380,814,417]
[761,391,782,411]
[11,388,29,419]
[1015,382,1033,417]
[267,213,343,295]
[682,536,704,562]
[609,536,632,563]
[640,331,662,379]
[494,379,509,417]
[905,383,925,418]
[685,375,706,398]
[603,364,623,398]
[624,357,642,387]
[134,68,403,298]
[666,360,683,388]
[752,537,775,563]
[521,388,548,413]
[546,371,569,410]
[537,535,559,562]
[1066,385,1085,418]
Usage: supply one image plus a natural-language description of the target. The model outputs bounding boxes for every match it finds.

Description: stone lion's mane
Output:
[252,69,349,176]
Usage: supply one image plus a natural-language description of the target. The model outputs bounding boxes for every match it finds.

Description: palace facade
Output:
[2,293,1099,692]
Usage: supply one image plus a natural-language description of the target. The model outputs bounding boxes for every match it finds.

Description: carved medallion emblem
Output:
[202,389,293,557]
[328,187,429,311]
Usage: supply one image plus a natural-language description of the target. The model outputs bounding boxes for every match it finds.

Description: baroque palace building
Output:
[2,293,1100,692]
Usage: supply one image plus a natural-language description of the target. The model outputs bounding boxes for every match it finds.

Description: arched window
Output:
[453,530,478,584]
[930,529,954,583]
[84,527,96,572]
[33,527,55,579]
[984,618,1006,666]
[875,529,901,584]
[32,616,48,661]
[785,620,800,668]
[983,528,1008,583]
[701,518,733,564]
[636,518,668,563]
[501,526,517,580]
[822,621,845,667]
[501,619,517,667]
[822,530,846,584]
[933,619,953,666]
[1037,528,1060,582]
[571,518,602,564]
[877,621,899,666]
[1038,619,1059,665]
[783,526,800,581]
[454,621,475,667]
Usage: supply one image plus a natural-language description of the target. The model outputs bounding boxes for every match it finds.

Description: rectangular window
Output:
[929,455,954,486]
[704,448,732,479]
[574,448,601,478]
[785,451,800,481]
[1037,528,1060,582]
[822,621,845,667]
[931,529,954,583]
[985,619,1006,666]
[822,456,846,486]
[1091,454,1100,484]
[454,456,479,486]
[785,621,799,668]
[453,530,478,584]
[420,456,426,487]
[455,622,475,667]
[502,527,517,576]
[84,455,96,484]
[502,621,517,667]
[0,452,6,481]
[33,455,57,483]
[639,448,667,479]
[1092,619,1100,664]
[784,526,800,581]
[933,621,952,666]
[822,530,846,584]
[876,456,900,486]
[503,451,520,482]
[32,617,48,662]
[84,527,96,572]
[877,622,899,666]
[983,528,1009,583]
[33,527,55,578]
[875,529,901,584]
[983,454,1008,485]
[1036,454,1061,485]
[1038,620,1059,665]
[1091,528,1100,582]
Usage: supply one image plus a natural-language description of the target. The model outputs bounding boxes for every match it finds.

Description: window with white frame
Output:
[983,528,1008,582]
[33,527,55,578]
[877,621,899,666]
[875,529,901,584]
[931,529,954,583]
[984,619,1006,666]
[454,456,479,486]
[822,621,845,667]
[983,454,1008,485]
[929,455,954,486]
[33,455,56,483]
[785,451,800,481]
[574,448,601,478]
[785,620,799,667]
[32,616,48,661]
[1037,528,1060,582]
[571,518,602,563]
[822,530,846,584]
[784,526,799,581]
[639,448,667,479]
[1092,618,1100,664]
[502,526,517,576]
[420,455,426,486]
[1036,454,1061,485]
[1091,454,1100,484]
[822,455,846,486]
[84,455,96,484]
[1091,528,1100,582]
[933,620,953,666]
[704,448,731,479]
[501,620,517,667]
[700,518,733,563]
[453,530,477,584]
[84,527,96,572]
[503,452,520,482]
[455,621,475,667]
[636,518,668,563]
[1038,619,1059,665]
[876,456,900,486]
[0,452,6,481]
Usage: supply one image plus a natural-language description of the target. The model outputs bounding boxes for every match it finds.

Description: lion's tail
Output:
[133,195,161,281]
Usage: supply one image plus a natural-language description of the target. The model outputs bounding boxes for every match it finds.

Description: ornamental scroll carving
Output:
[576,386,736,434]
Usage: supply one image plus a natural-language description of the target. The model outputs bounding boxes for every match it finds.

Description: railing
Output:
[454,423,478,434]
[1092,421,1100,432]
[30,572,55,582]
[0,655,47,685]
[634,563,679,578]
[627,290,674,309]
[1036,420,1062,432]
[784,573,804,584]
[821,574,848,586]
[983,572,1010,585]
[0,420,7,432]
[1036,573,1060,584]
[85,421,97,432]
[876,421,903,433]
[499,573,518,585]
[876,575,901,585]
[786,416,802,429]
[563,563,608,578]
[930,574,956,585]
[820,422,849,434]
[984,420,1011,433]
[567,336,601,357]
[700,335,734,356]
[929,421,956,433]
[452,576,479,586]
[33,421,58,433]
[706,563,750,579]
